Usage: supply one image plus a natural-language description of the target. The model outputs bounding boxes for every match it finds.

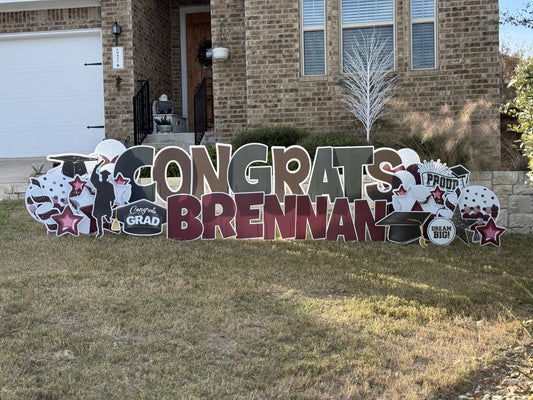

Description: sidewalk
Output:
[0,157,52,200]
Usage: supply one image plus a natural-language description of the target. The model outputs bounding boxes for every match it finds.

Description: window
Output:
[341,0,395,71]
[412,0,435,69]
[302,0,325,75]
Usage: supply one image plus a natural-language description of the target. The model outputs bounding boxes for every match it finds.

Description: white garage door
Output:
[0,29,104,157]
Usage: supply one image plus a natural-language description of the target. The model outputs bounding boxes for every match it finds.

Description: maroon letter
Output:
[235,192,264,239]
[354,199,387,241]
[327,198,356,242]
[167,194,203,240]
[264,194,296,240]
[295,195,328,240]
[201,193,236,239]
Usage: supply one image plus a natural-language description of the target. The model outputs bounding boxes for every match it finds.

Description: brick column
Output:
[101,0,135,142]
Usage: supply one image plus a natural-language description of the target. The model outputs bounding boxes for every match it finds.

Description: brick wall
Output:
[0,7,101,34]
[100,0,135,142]
[132,0,172,104]
[210,0,248,135]
[210,0,500,165]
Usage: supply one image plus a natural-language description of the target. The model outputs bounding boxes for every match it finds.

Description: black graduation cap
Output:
[376,211,431,244]
[48,154,99,178]
[450,165,469,178]
[450,165,470,187]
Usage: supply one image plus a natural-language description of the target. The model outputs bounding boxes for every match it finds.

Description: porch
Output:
[109,0,222,148]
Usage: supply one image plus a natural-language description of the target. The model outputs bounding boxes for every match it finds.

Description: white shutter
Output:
[412,23,435,69]
[412,0,434,19]
[342,0,394,24]
[303,0,324,26]
[304,30,325,75]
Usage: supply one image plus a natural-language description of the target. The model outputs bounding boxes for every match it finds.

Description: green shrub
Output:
[300,130,369,160]
[506,57,533,183]
[231,125,309,149]
[137,144,217,178]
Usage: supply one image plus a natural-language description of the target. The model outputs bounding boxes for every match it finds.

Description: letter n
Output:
[295,195,328,240]
[354,200,387,241]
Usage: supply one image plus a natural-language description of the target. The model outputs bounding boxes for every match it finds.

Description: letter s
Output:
[365,148,403,204]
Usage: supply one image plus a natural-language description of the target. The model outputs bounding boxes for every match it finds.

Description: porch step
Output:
[143,132,195,149]
[202,130,223,144]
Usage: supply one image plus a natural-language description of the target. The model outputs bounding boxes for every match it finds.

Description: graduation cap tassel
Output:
[111,209,120,231]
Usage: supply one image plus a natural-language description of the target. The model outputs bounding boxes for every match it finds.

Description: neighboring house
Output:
[0,0,500,165]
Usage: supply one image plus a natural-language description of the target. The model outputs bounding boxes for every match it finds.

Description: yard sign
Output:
[25,140,506,246]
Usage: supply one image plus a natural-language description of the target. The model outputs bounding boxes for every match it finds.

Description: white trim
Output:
[0,28,102,41]
[0,0,99,12]
[180,5,210,125]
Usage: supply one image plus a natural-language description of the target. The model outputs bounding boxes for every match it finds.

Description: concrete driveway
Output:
[0,157,51,200]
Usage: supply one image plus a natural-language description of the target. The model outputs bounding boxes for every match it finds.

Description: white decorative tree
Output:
[341,31,397,142]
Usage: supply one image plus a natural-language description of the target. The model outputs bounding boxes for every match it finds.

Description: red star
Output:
[114,173,130,186]
[394,185,408,196]
[475,218,506,246]
[430,186,445,203]
[69,175,87,196]
[51,205,84,236]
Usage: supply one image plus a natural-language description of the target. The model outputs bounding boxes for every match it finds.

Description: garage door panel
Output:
[0,30,104,157]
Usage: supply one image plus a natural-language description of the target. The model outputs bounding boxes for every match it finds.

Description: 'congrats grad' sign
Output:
[25,140,506,246]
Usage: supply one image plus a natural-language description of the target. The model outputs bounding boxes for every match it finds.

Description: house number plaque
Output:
[112,47,124,69]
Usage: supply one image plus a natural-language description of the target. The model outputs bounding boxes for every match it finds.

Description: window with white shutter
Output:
[412,0,436,69]
[302,0,326,75]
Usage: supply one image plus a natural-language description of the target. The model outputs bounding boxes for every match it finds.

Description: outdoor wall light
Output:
[112,21,122,46]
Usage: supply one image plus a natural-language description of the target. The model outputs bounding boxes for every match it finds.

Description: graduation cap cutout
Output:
[48,154,99,178]
[450,165,470,187]
[376,211,431,244]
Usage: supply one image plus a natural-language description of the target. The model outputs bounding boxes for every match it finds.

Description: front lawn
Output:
[0,200,531,399]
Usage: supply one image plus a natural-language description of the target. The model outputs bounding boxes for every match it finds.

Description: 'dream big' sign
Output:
[25,140,506,246]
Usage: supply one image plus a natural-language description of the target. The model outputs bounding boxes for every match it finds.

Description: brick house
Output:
[0,0,500,164]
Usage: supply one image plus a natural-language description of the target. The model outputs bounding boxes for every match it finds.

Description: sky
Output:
[499,0,533,55]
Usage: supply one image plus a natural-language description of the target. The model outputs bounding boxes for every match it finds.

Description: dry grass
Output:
[0,200,531,399]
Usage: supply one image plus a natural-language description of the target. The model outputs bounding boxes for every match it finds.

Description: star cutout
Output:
[51,205,84,236]
[430,186,445,204]
[394,185,408,196]
[450,204,477,245]
[475,218,506,246]
[68,175,87,196]
[114,173,130,186]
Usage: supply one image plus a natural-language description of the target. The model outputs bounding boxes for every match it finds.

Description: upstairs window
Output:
[341,0,395,72]
[412,0,436,69]
[302,0,326,75]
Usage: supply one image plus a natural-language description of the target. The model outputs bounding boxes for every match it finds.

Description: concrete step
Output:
[202,130,223,144]
[143,132,195,149]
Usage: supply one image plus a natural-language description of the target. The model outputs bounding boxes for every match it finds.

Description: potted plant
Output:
[212,47,229,62]
[212,21,229,63]
[154,116,173,133]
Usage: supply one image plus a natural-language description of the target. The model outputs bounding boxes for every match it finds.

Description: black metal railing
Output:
[194,77,214,145]
[133,80,151,145]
